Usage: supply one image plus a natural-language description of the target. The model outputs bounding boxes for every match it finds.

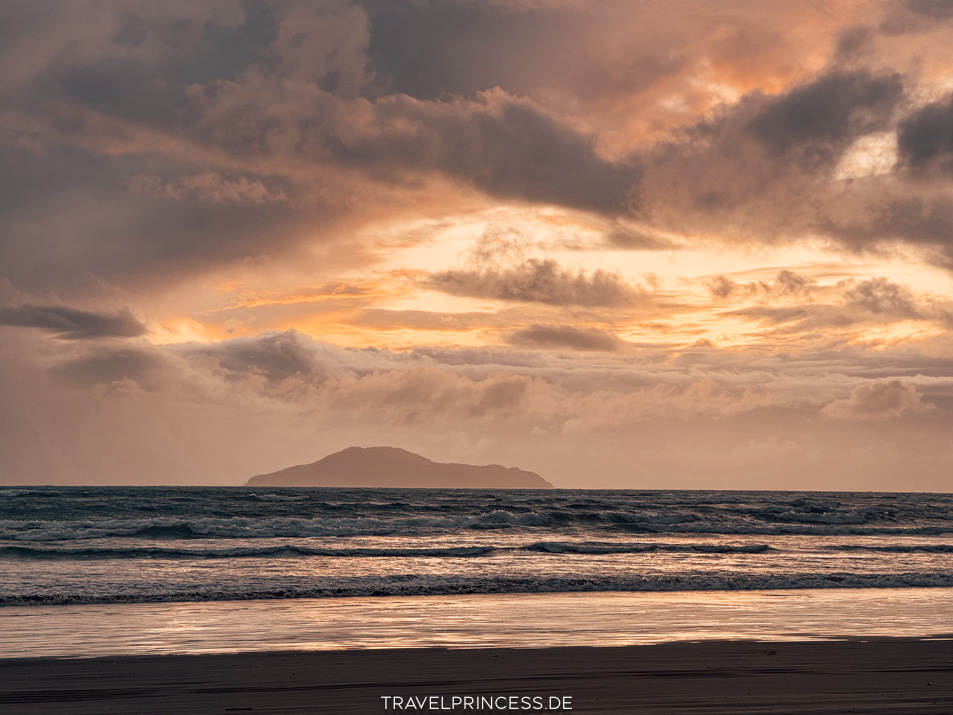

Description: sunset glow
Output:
[3,0,953,490]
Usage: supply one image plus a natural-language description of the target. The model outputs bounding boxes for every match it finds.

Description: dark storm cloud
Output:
[386,99,637,213]
[0,141,331,293]
[3,3,274,117]
[904,0,953,19]
[0,3,340,293]
[2,189,324,294]
[426,259,642,307]
[360,0,521,100]
[185,81,639,213]
[0,0,640,298]
[1,0,952,295]
[897,94,953,175]
[0,304,145,340]
[507,325,623,352]
[347,97,638,212]
[717,69,904,178]
[877,0,953,35]
[635,67,953,259]
[0,14,338,294]
[834,25,874,59]
[746,71,904,168]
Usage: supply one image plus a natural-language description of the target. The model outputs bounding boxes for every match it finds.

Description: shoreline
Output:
[5,587,953,659]
[2,639,952,714]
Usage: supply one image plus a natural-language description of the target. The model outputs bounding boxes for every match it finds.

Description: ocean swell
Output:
[3,571,952,606]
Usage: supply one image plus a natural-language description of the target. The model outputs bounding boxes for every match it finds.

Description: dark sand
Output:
[1,639,952,714]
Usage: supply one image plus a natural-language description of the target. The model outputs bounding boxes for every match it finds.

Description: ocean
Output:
[3,486,953,659]
[3,486,953,606]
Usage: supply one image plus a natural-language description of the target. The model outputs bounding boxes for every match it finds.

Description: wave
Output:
[826,544,953,553]
[0,489,43,498]
[759,511,867,525]
[4,571,953,606]
[0,544,499,560]
[0,511,556,541]
[4,510,953,541]
[521,541,772,555]
[0,540,774,561]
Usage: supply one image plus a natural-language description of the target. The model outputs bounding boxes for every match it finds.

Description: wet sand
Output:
[1,639,952,714]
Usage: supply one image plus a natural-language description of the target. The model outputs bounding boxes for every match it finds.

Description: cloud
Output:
[723,305,817,327]
[426,258,643,307]
[0,140,342,294]
[507,325,623,351]
[4,1,953,491]
[305,89,641,212]
[128,172,290,205]
[820,378,931,420]
[177,330,369,383]
[844,277,920,317]
[746,71,904,169]
[708,276,737,299]
[816,196,953,255]
[319,366,548,425]
[43,328,951,428]
[53,347,167,391]
[604,226,675,250]
[3,0,952,293]
[904,0,953,20]
[0,2,649,296]
[708,270,816,301]
[897,93,953,175]
[7,322,953,489]
[0,304,145,340]
[166,62,641,213]
[719,275,953,335]
[351,309,496,332]
[637,69,917,249]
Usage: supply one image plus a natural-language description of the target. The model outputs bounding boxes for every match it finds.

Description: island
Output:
[244,446,553,489]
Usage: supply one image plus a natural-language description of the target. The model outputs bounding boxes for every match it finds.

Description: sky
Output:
[2,0,953,489]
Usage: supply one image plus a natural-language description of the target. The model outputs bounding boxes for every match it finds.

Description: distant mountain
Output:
[245,446,553,489]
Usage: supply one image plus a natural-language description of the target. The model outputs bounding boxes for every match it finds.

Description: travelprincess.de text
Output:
[381,695,573,711]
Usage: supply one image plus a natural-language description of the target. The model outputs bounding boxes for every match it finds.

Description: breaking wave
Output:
[826,544,953,553]
[4,571,953,607]
[3,508,952,542]
[0,541,773,561]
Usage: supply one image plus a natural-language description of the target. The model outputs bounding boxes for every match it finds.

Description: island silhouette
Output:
[245,446,553,489]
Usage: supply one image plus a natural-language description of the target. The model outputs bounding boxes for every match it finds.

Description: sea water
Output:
[3,487,953,657]
[2,487,953,604]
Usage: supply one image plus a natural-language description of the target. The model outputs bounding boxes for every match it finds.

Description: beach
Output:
[5,591,953,713]
[2,639,952,714]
